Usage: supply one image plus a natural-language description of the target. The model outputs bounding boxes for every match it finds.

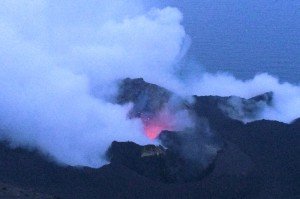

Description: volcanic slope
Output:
[0,78,298,199]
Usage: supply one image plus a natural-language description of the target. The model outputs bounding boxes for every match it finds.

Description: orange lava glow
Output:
[141,110,175,139]
[144,123,171,139]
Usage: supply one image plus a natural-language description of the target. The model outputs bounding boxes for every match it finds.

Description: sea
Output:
[162,0,300,84]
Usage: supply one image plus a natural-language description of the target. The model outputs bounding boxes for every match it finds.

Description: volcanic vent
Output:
[109,78,221,182]
[108,78,276,183]
[116,78,190,139]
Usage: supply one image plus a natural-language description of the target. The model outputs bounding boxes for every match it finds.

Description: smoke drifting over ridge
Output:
[182,72,300,123]
[0,0,299,167]
[0,0,187,167]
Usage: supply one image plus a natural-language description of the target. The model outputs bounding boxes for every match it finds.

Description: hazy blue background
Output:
[159,0,300,83]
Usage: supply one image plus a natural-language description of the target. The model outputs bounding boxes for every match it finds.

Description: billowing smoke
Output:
[0,0,187,167]
[0,0,299,168]
[183,72,300,123]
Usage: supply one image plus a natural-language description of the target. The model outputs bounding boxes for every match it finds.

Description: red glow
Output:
[141,109,175,139]
[144,122,171,139]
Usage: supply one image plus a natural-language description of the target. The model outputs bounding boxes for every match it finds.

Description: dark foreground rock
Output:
[0,78,298,198]
[0,140,259,199]
[0,119,298,198]
[106,141,216,183]
[0,182,56,199]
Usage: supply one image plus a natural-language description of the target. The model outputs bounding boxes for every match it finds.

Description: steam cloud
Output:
[0,0,299,167]
[0,0,186,167]
[183,72,300,123]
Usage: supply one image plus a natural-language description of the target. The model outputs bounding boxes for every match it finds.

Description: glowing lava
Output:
[144,122,171,139]
[141,110,175,139]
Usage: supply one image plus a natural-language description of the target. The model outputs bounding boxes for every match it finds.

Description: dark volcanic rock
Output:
[117,78,172,117]
[0,120,298,198]
[119,78,273,123]
[0,182,56,199]
[117,78,273,123]
[194,92,273,122]
[250,91,273,105]
[0,79,298,198]
[106,141,215,183]
[292,118,300,129]
[224,92,273,120]
[0,137,263,199]
[158,128,222,172]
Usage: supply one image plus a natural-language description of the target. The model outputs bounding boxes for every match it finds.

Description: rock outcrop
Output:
[0,78,298,198]
[106,141,216,183]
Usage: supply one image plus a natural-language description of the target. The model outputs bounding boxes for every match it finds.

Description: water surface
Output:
[162,0,300,83]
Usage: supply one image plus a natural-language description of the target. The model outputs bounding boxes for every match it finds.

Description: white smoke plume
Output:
[184,72,300,123]
[0,0,299,168]
[0,0,187,167]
